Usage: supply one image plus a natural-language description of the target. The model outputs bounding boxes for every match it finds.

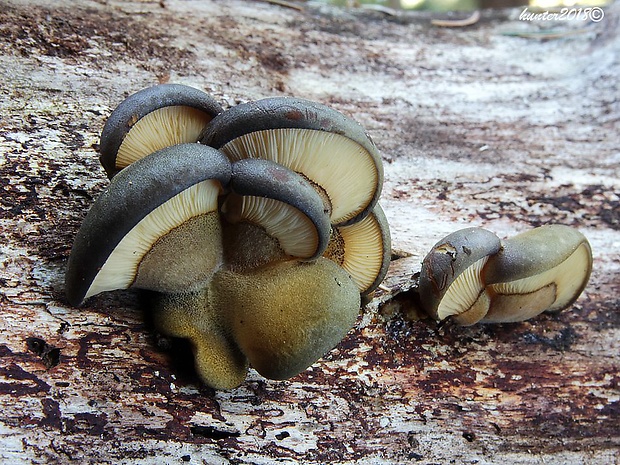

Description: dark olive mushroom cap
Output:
[199,97,383,226]
[482,225,593,322]
[418,227,501,325]
[224,159,331,261]
[65,143,231,306]
[100,84,223,177]
[324,203,391,295]
[213,258,361,381]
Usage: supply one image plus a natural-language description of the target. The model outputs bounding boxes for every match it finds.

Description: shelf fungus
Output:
[65,143,231,305]
[199,97,384,226]
[419,225,593,325]
[66,87,391,389]
[99,83,223,178]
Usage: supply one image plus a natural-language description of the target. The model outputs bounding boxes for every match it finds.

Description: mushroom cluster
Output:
[418,225,593,325]
[65,84,391,389]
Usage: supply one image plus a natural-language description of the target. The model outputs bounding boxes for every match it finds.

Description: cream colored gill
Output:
[332,213,384,292]
[436,256,489,321]
[224,195,318,259]
[221,129,378,224]
[488,242,591,311]
[85,179,222,299]
[116,106,212,169]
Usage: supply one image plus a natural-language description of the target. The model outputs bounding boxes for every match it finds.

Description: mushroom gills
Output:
[324,204,391,295]
[86,179,223,298]
[221,158,331,270]
[221,128,379,225]
[435,256,491,326]
[222,194,319,262]
[483,241,592,323]
[99,84,223,177]
[116,106,212,170]
[418,227,502,325]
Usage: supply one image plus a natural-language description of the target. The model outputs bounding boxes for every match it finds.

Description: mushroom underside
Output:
[115,106,213,169]
[220,128,379,225]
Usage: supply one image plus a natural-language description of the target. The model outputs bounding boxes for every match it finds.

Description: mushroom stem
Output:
[148,289,248,390]
[212,258,361,380]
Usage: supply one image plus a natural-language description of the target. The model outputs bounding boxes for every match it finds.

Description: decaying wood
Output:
[1,0,618,463]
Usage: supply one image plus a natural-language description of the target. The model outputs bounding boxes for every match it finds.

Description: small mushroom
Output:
[199,97,383,226]
[323,204,392,295]
[482,225,593,323]
[221,159,331,270]
[418,227,502,326]
[65,143,231,306]
[213,258,361,380]
[100,84,223,177]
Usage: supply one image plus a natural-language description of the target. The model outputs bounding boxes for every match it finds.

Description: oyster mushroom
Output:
[418,227,502,326]
[324,204,392,295]
[199,97,383,226]
[68,91,389,390]
[221,159,331,270]
[482,225,593,323]
[418,225,593,326]
[65,143,231,306]
[100,84,223,177]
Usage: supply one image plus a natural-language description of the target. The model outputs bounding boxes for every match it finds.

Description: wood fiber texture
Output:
[1,0,618,463]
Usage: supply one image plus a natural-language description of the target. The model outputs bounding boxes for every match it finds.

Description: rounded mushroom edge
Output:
[418,227,502,326]
[199,97,384,226]
[221,158,332,270]
[65,143,232,307]
[99,83,223,178]
[418,225,593,326]
[482,225,593,323]
[324,203,392,296]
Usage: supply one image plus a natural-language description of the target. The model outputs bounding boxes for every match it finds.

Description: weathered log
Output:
[1,0,618,463]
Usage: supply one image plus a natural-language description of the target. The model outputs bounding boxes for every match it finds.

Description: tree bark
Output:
[1,0,618,463]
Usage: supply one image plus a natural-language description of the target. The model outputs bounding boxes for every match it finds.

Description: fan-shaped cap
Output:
[324,203,391,295]
[483,225,593,323]
[418,227,502,325]
[221,159,331,270]
[199,97,383,226]
[65,144,231,306]
[100,84,223,177]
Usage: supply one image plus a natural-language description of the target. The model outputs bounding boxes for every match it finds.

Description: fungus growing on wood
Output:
[99,84,222,177]
[324,204,391,296]
[418,225,593,325]
[482,225,593,323]
[418,227,502,326]
[66,88,391,389]
[221,159,331,270]
[213,258,361,381]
